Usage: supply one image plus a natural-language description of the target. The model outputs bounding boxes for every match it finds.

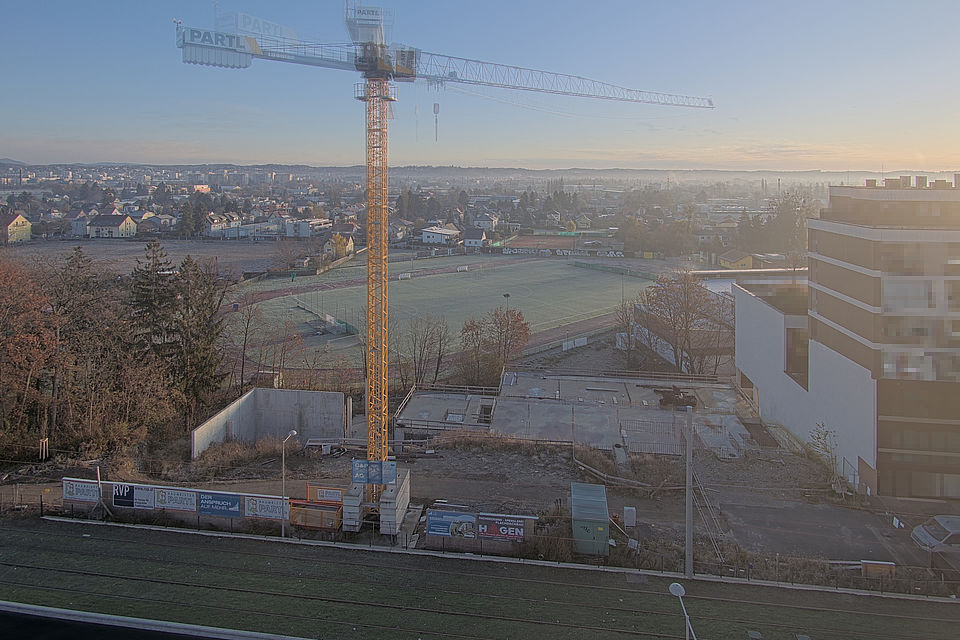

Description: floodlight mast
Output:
[173,4,713,499]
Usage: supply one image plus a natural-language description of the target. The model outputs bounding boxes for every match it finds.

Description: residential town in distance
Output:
[1,158,874,267]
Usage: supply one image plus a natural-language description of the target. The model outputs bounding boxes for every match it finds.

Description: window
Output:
[882,317,934,340]
[946,244,960,276]
[934,353,960,382]
[882,350,935,380]
[883,280,934,312]
[948,281,960,312]
[879,243,925,275]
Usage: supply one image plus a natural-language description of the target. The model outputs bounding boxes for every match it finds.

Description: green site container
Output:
[571,482,609,557]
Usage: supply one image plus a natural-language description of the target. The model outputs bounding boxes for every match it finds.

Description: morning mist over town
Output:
[1,2,959,639]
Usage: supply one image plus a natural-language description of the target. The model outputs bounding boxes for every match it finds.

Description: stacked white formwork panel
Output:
[379,468,410,535]
[342,483,364,532]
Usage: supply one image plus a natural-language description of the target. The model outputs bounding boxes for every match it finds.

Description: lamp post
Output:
[669,582,698,640]
[503,292,510,310]
[281,429,297,537]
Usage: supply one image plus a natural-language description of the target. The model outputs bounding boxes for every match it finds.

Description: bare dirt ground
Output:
[2,237,282,274]
[0,430,938,573]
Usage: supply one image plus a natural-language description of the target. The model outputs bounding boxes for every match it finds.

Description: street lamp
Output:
[669,582,698,640]
[503,292,510,310]
[281,429,297,537]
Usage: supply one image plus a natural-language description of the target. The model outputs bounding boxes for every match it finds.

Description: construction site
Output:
[41,0,960,602]
[46,359,955,602]
[4,3,960,639]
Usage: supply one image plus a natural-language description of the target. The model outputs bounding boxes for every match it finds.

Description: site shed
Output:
[571,482,609,556]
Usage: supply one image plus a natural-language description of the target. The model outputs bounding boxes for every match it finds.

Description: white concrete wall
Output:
[735,284,877,486]
[807,340,876,482]
[191,389,255,459]
[734,285,810,430]
[191,388,345,459]
[251,389,344,441]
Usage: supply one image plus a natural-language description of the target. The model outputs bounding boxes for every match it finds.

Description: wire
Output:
[444,85,682,123]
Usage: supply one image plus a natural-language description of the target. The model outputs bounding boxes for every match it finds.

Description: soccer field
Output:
[240,256,650,362]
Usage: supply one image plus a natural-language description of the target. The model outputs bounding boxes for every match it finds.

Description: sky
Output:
[1,0,958,171]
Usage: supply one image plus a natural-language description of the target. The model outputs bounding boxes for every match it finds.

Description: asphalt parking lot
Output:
[722,500,929,565]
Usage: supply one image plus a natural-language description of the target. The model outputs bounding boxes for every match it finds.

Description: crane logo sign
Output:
[179,29,252,53]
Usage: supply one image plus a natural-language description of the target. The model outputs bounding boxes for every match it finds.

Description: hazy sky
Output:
[1,1,958,171]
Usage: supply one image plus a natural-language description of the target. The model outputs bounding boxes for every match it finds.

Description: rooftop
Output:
[396,370,755,458]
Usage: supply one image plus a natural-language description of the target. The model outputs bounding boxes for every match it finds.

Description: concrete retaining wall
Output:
[191,388,345,459]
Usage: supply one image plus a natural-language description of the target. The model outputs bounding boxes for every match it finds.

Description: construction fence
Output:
[3,479,956,599]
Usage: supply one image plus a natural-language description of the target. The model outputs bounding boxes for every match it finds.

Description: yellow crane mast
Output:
[174,2,714,496]
[357,76,393,468]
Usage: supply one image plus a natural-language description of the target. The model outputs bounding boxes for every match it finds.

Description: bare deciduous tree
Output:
[403,313,450,386]
[456,306,530,387]
[227,293,264,397]
[642,270,711,372]
[633,270,733,375]
[615,298,639,370]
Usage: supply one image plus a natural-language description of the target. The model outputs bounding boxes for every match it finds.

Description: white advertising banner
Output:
[155,488,198,512]
[244,496,288,520]
[62,478,100,503]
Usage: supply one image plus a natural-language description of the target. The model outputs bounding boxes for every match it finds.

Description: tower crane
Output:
[175,2,713,499]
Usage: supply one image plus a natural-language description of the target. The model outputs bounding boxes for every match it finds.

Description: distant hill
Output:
[0,158,26,166]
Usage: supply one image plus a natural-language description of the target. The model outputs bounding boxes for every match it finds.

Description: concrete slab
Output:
[396,371,755,456]
[723,501,929,564]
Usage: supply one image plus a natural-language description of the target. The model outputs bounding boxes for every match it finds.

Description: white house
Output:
[285,218,330,238]
[88,214,137,238]
[463,227,487,248]
[421,226,460,245]
[204,213,242,238]
[70,215,91,237]
[474,212,498,232]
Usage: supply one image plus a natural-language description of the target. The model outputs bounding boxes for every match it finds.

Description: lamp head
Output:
[669,582,686,598]
[288,429,298,438]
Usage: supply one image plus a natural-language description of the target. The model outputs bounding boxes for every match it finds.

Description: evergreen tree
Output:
[172,256,226,429]
[130,239,177,360]
[178,201,196,237]
[51,247,100,344]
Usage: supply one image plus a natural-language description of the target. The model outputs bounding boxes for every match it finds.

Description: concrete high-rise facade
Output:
[736,177,960,497]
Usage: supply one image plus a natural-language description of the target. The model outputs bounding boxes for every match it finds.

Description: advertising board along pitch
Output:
[112,484,156,510]
[244,496,289,520]
[477,513,538,542]
[198,491,243,518]
[155,487,198,512]
[61,478,100,503]
[426,510,477,538]
[306,483,344,504]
